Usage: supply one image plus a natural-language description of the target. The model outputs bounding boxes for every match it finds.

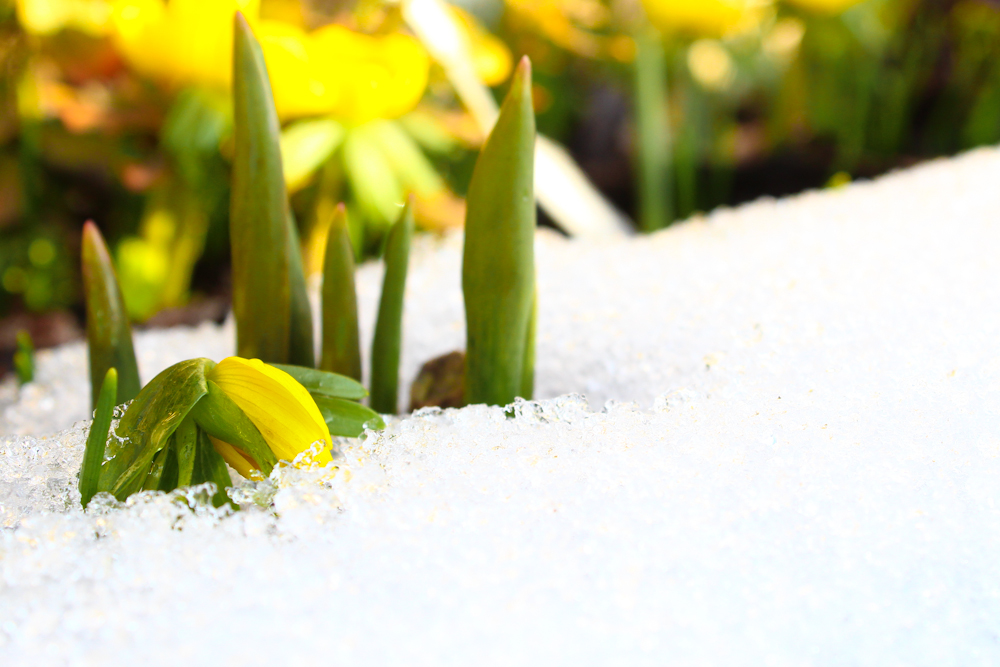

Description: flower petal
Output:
[210,437,260,479]
[208,357,333,466]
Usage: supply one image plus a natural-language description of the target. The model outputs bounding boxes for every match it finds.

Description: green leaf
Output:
[79,367,116,508]
[269,363,367,400]
[314,395,384,438]
[100,358,215,501]
[82,221,141,409]
[370,198,414,414]
[231,13,293,364]
[190,429,233,508]
[281,118,344,192]
[189,379,277,474]
[320,203,362,381]
[462,57,537,407]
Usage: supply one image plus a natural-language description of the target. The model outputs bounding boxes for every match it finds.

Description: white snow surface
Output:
[2,148,1000,664]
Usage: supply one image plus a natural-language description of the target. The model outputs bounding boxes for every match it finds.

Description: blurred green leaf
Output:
[281,118,345,192]
[342,128,404,227]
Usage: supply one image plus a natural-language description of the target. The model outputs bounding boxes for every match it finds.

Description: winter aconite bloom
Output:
[207,357,333,477]
[109,0,429,121]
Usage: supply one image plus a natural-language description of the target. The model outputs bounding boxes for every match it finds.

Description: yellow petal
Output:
[208,357,333,466]
[210,436,261,479]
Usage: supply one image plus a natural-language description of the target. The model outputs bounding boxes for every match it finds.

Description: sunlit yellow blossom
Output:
[267,23,430,122]
[642,0,770,37]
[207,357,333,473]
[111,0,253,89]
[784,0,868,14]
[109,0,429,121]
[16,0,113,36]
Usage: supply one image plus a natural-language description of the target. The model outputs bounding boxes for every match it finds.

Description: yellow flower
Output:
[206,356,333,477]
[109,0,429,122]
[642,0,770,37]
[784,0,867,13]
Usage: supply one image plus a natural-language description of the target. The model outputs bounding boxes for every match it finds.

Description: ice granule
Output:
[1,148,1000,663]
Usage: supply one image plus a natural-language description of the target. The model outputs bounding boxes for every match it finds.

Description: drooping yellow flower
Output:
[784,0,868,14]
[207,356,333,477]
[109,0,429,121]
[642,0,770,37]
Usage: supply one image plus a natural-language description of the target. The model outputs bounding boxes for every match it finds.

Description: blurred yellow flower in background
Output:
[16,0,113,36]
[642,0,771,37]
[108,0,429,121]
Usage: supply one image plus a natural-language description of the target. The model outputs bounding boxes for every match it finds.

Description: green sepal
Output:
[189,379,277,474]
[174,412,198,488]
[82,221,141,409]
[320,203,362,381]
[230,13,293,364]
[462,57,537,407]
[370,198,414,414]
[143,442,172,491]
[191,429,233,508]
[314,395,384,438]
[269,363,367,400]
[157,440,179,491]
[79,367,117,508]
[100,358,215,501]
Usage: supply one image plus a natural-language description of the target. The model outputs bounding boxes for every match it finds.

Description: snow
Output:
[1,148,1000,664]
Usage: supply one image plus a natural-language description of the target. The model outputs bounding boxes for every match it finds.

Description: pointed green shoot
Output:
[369,198,414,414]
[82,221,141,409]
[287,211,315,368]
[462,56,536,407]
[231,12,313,365]
[79,367,117,508]
[13,329,34,386]
[320,203,362,381]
